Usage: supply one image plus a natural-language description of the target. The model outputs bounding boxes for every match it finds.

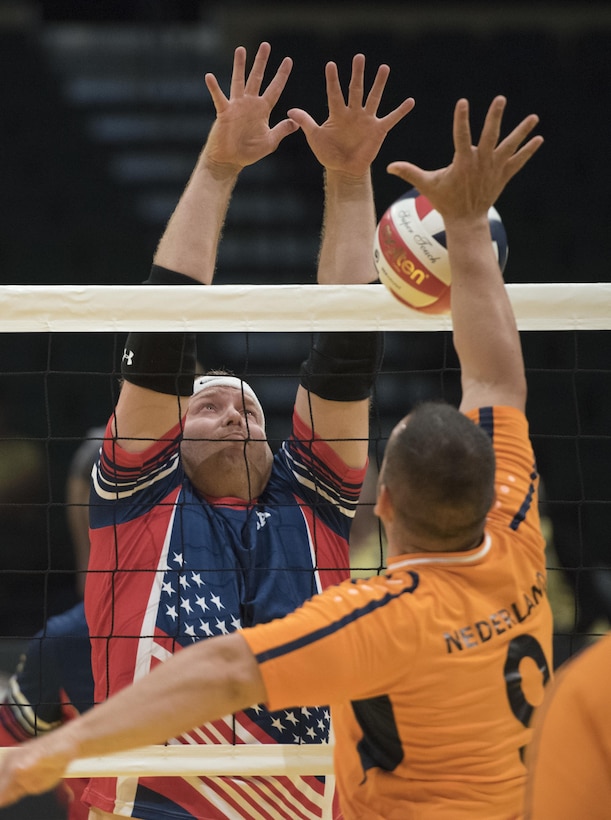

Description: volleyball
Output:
[373,188,508,314]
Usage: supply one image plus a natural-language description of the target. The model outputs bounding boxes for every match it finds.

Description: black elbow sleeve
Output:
[121,264,198,396]
[299,331,384,401]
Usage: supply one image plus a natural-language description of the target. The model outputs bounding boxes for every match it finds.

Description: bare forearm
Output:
[153,155,238,284]
[61,634,263,762]
[152,43,299,283]
[0,634,264,806]
[317,170,377,284]
[446,217,526,411]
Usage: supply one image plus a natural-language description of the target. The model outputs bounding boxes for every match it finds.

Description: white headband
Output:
[192,375,265,427]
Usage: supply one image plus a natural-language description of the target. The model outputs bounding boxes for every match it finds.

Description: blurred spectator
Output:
[0,430,102,819]
[0,602,93,820]
[65,427,105,600]
[0,399,50,638]
[349,456,387,579]
[527,331,611,664]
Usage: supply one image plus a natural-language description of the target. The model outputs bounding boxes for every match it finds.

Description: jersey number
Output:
[503,633,550,729]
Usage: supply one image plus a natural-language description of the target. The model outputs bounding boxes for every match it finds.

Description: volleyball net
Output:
[0,282,609,778]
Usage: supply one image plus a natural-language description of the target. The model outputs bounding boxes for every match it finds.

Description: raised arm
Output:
[292,55,414,465]
[290,54,414,285]
[387,96,543,413]
[115,43,298,450]
[154,42,297,281]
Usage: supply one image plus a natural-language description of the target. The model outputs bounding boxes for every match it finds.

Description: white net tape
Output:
[2,282,611,332]
[0,744,334,778]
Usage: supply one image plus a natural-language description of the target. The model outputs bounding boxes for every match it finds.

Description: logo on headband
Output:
[192,376,265,427]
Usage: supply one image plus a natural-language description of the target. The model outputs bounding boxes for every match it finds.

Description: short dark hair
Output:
[380,401,496,544]
[201,367,235,378]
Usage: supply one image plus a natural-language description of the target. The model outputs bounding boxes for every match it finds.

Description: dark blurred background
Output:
[0,6,610,813]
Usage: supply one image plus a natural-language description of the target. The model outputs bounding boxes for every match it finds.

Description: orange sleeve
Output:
[242,574,418,712]
[467,406,544,555]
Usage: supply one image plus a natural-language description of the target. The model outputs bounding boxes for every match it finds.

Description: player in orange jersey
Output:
[524,630,611,819]
[0,95,549,820]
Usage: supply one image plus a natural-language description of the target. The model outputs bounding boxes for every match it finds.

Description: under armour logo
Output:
[122,349,135,366]
[256,511,271,530]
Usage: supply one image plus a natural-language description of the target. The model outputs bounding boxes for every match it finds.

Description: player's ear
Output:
[374,483,393,523]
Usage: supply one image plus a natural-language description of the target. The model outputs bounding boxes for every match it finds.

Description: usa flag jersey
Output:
[83,409,365,819]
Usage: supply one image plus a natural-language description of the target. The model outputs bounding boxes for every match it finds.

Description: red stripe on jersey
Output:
[180,718,238,745]
[299,501,351,589]
[246,775,320,820]
[138,772,293,820]
[0,705,29,745]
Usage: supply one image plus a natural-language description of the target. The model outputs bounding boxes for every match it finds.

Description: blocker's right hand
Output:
[202,41,299,173]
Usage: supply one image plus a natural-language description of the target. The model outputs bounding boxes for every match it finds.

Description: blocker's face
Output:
[185,386,265,441]
[180,386,272,497]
